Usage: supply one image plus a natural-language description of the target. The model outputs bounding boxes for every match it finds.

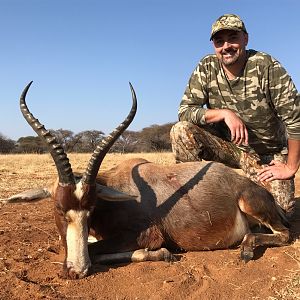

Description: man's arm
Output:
[257,59,300,182]
[178,60,210,125]
[178,56,249,146]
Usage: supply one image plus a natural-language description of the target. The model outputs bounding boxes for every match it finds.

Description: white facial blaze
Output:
[74,180,84,199]
[66,209,91,277]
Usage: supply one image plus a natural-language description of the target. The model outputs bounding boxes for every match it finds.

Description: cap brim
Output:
[210,27,243,40]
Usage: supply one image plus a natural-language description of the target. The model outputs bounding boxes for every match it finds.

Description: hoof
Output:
[159,248,177,262]
[241,250,254,263]
[164,252,177,262]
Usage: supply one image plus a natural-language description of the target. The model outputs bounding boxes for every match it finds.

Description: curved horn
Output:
[81,82,137,184]
[20,81,75,185]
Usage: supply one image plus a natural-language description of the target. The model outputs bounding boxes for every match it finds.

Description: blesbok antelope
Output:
[4,82,289,279]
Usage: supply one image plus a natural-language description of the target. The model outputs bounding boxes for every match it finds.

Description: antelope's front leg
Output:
[91,248,176,265]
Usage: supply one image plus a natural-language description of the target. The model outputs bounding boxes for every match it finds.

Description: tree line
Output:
[0,122,175,154]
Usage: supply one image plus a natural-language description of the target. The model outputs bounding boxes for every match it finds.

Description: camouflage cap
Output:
[210,14,247,40]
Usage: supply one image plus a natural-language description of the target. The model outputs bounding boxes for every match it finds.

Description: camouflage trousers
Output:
[170,121,295,218]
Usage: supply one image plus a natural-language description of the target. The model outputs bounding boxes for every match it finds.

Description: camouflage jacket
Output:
[178,49,300,154]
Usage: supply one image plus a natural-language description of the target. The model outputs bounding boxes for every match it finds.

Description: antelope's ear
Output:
[1,188,52,204]
[96,184,138,202]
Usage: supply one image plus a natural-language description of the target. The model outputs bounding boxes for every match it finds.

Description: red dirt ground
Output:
[0,174,299,299]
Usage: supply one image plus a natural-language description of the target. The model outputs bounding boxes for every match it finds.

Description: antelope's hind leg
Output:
[238,186,290,262]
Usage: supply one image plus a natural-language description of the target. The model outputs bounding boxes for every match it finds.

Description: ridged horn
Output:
[81,82,137,184]
[20,81,75,185]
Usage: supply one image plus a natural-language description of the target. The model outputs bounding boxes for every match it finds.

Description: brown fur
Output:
[85,159,289,257]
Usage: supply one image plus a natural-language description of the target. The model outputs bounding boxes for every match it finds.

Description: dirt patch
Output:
[0,153,299,299]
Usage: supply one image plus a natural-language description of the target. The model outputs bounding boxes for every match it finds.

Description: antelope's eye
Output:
[65,215,72,223]
[89,206,96,214]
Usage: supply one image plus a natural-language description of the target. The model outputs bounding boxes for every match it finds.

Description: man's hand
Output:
[223,109,248,146]
[257,160,295,182]
[258,139,300,182]
[204,108,248,146]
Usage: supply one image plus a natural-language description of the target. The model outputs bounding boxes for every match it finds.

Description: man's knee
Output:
[170,121,200,149]
[170,121,241,166]
[170,121,203,163]
[241,151,296,219]
[271,178,295,219]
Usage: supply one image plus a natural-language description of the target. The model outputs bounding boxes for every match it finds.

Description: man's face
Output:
[212,30,248,66]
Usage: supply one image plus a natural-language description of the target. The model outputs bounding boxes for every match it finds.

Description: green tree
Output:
[16,136,47,153]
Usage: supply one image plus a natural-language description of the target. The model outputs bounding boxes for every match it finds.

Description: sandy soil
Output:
[0,153,299,300]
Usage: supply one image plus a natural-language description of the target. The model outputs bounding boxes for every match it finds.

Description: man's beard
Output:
[220,49,239,66]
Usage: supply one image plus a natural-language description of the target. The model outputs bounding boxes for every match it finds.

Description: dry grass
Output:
[0,152,175,198]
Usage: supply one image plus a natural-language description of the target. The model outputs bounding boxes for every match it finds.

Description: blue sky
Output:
[0,0,299,140]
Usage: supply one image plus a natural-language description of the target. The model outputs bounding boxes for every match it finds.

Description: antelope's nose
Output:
[65,261,91,279]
